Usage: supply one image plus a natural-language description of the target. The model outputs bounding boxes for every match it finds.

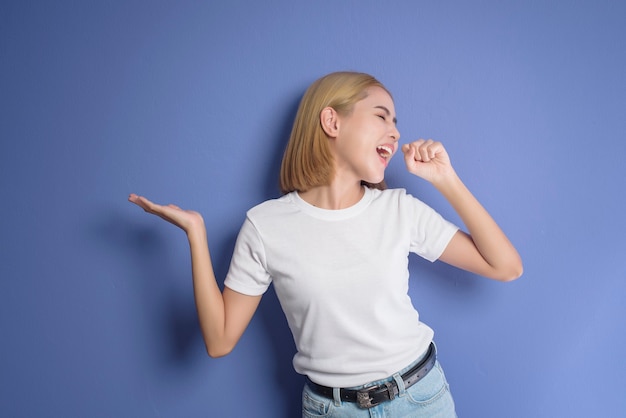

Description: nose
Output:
[390,125,400,142]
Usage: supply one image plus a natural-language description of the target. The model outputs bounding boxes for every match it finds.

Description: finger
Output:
[417,139,436,161]
[128,193,151,204]
[128,194,148,209]
[403,140,427,160]
[129,194,162,214]
[402,143,417,165]
[426,141,445,160]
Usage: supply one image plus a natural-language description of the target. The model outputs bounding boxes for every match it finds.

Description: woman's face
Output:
[331,86,400,185]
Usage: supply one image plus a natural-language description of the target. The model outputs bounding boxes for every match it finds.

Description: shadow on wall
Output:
[95,215,207,370]
[253,92,304,417]
[94,91,304,417]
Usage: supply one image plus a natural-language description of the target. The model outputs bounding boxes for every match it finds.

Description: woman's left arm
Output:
[402,139,523,282]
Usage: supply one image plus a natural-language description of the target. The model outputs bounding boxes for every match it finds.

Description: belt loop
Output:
[332,387,342,406]
[392,372,406,396]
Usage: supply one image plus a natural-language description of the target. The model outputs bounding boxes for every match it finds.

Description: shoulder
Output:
[370,187,420,206]
[246,192,298,220]
[370,188,444,220]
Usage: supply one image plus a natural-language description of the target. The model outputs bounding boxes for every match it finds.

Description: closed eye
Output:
[374,105,397,125]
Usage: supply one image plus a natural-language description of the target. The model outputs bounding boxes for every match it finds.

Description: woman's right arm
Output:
[128,194,262,358]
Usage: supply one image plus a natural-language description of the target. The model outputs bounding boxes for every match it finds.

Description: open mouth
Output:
[376,145,393,159]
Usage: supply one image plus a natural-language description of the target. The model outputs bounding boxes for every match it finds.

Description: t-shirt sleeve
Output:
[405,192,459,262]
[223,217,272,296]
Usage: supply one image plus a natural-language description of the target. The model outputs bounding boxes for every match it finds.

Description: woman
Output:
[129,71,522,417]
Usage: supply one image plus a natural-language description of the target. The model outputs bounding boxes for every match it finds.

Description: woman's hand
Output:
[401,139,456,185]
[128,193,262,356]
[128,194,205,234]
[400,141,523,281]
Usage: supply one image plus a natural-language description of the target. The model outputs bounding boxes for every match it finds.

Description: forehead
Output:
[360,86,395,110]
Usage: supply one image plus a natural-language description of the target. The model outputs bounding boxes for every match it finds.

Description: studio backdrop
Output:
[1,1,625,417]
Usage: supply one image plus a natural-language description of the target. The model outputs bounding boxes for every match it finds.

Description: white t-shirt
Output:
[224,187,459,387]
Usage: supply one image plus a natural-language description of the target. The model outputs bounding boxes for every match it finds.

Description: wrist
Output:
[431,169,461,193]
[186,217,207,241]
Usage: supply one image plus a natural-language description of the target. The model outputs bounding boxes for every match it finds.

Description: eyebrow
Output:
[374,105,397,125]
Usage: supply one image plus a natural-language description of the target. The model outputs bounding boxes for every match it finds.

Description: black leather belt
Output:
[306,342,437,409]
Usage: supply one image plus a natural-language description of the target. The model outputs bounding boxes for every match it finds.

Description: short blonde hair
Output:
[279,71,391,194]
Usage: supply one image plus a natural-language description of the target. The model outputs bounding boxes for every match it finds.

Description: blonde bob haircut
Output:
[279,71,391,194]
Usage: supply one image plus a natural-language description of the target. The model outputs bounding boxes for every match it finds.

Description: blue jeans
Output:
[302,360,457,418]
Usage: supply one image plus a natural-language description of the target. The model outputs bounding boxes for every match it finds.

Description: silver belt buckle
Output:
[356,382,395,409]
[356,390,374,409]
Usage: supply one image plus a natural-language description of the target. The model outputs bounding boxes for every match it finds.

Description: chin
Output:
[372,172,386,184]
[362,174,385,186]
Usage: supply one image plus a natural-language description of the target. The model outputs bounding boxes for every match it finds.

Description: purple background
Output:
[1,1,625,417]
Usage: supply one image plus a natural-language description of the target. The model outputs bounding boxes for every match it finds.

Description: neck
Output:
[299,183,364,210]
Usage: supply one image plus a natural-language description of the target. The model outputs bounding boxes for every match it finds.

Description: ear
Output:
[320,107,340,138]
